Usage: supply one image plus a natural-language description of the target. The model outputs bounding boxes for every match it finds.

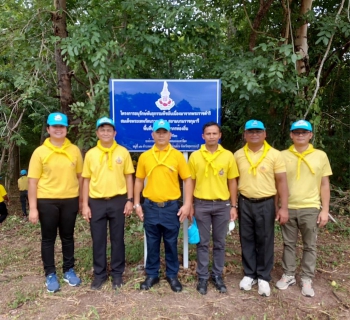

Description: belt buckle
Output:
[104,197,111,200]
[157,202,165,208]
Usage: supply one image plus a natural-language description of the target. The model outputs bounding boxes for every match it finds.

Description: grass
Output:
[1,189,350,319]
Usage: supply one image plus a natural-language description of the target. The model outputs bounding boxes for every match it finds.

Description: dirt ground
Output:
[0,193,349,320]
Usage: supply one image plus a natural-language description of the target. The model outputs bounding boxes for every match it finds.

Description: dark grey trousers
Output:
[238,196,275,282]
[194,198,230,279]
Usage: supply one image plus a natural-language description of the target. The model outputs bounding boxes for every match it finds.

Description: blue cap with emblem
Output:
[153,119,170,131]
[47,112,68,127]
[20,169,27,175]
[290,120,312,132]
[96,117,115,129]
[245,119,265,130]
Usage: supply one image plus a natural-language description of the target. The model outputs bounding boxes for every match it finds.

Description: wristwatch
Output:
[126,198,134,203]
[133,203,141,209]
[231,205,238,208]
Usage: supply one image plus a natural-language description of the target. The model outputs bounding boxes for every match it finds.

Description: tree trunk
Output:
[295,0,313,74]
[52,0,73,116]
[248,0,275,51]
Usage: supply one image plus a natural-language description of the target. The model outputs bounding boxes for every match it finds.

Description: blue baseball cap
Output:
[153,119,170,132]
[245,119,265,130]
[20,169,27,175]
[47,112,68,126]
[290,120,312,132]
[96,117,115,129]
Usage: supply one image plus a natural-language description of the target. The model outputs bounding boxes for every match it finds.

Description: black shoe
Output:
[197,278,208,295]
[166,276,182,292]
[140,276,159,290]
[90,277,107,290]
[112,277,124,289]
[211,275,227,293]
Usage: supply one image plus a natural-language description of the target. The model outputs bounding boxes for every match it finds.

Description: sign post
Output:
[109,79,221,268]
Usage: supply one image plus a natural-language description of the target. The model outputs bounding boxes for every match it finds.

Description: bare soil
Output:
[0,192,349,320]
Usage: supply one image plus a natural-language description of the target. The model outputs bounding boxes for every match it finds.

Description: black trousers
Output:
[0,202,8,223]
[20,190,28,216]
[38,197,79,276]
[238,196,275,282]
[89,195,126,280]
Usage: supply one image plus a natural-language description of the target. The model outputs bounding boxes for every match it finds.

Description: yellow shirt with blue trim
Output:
[189,144,239,200]
[18,176,28,191]
[234,144,286,198]
[82,144,134,198]
[0,184,7,202]
[136,144,191,202]
[28,144,83,199]
[282,146,332,209]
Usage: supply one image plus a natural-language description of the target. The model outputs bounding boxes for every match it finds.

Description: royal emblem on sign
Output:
[155,81,175,110]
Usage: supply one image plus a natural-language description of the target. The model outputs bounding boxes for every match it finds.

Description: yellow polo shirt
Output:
[28,143,83,199]
[282,146,332,209]
[0,184,7,202]
[82,144,134,198]
[234,145,286,198]
[18,176,28,191]
[189,144,239,200]
[136,144,191,202]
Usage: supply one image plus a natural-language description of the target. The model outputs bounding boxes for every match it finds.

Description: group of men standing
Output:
[84,117,330,299]
[24,113,330,297]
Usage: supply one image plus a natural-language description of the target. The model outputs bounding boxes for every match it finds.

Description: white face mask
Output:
[227,221,235,236]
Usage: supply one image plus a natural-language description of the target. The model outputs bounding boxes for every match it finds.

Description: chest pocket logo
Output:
[115,156,123,164]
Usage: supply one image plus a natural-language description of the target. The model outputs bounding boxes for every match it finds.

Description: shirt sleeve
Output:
[28,149,43,179]
[81,152,92,178]
[227,153,239,179]
[321,152,333,177]
[75,147,84,174]
[177,152,191,180]
[188,154,196,179]
[0,185,7,197]
[273,151,286,174]
[135,153,147,179]
[124,150,135,175]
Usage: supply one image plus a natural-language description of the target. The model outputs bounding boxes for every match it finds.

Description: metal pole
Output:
[183,152,189,269]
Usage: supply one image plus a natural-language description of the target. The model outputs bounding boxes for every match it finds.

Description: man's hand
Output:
[82,205,92,222]
[29,208,39,224]
[177,204,191,223]
[275,207,289,225]
[135,206,144,222]
[123,201,134,216]
[317,209,329,228]
[230,207,238,221]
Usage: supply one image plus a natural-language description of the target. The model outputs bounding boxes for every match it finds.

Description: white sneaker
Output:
[301,278,315,297]
[239,276,257,291]
[258,279,271,297]
[276,274,296,290]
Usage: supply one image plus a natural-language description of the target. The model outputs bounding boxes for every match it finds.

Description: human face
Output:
[47,125,67,140]
[152,128,171,148]
[290,130,312,146]
[244,129,266,148]
[202,125,221,148]
[96,124,116,146]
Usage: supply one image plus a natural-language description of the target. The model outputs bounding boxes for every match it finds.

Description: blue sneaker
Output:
[46,273,60,293]
[63,268,81,286]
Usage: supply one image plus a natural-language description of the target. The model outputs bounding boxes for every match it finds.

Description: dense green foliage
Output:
[0,0,349,187]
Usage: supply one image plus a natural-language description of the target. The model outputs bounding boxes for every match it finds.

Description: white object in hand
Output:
[227,221,235,235]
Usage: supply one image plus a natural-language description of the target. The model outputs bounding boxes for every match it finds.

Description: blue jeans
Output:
[143,199,180,278]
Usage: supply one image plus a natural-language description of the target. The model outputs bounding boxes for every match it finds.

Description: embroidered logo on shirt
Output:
[259,166,267,172]
[116,156,123,164]
[219,169,224,176]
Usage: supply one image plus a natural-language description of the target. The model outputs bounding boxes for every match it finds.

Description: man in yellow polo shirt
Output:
[82,117,134,290]
[189,122,239,295]
[0,183,10,225]
[18,169,29,219]
[134,119,193,292]
[276,120,332,297]
[234,119,289,297]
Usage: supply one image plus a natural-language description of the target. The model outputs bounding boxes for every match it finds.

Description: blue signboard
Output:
[109,79,221,152]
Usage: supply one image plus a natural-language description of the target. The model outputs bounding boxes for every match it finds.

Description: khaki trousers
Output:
[281,208,319,279]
